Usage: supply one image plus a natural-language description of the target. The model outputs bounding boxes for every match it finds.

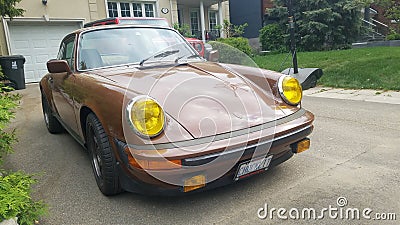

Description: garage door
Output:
[8,21,81,83]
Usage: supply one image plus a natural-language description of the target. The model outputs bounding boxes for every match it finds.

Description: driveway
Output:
[4,84,399,225]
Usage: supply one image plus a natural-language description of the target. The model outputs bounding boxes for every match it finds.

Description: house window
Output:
[132,3,143,17]
[120,3,131,17]
[190,10,200,37]
[209,11,218,31]
[108,2,118,17]
[107,1,156,18]
[144,3,155,17]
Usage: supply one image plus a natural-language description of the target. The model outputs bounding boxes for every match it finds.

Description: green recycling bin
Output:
[0,55,26,90]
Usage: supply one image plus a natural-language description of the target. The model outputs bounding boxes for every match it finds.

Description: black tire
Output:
[41,93,64,134]
[86,113,121,196]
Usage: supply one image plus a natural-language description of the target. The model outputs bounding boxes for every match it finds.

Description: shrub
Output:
[215,37,253,56]
[0,67,19,165]
[0,66,14,93]
[173,23,194,38]
[0,171,47,225]
[209,37,253,65]
[0,66,47,224]
[386,30,400,41]
[221,20,248,38]
[259,24,288,52]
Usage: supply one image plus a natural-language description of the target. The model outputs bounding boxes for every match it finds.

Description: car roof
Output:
[84,17,170,28]
[72,23,174,35]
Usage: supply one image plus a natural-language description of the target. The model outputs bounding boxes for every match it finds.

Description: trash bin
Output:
[0,55,26,90]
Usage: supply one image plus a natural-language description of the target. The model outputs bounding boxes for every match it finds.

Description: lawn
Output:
[253,47,400,91]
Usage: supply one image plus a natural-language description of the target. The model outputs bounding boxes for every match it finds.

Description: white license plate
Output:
[235,156,273,181]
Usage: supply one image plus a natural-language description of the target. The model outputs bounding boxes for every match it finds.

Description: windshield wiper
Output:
[175,54,203,63]
[140,50,180,66]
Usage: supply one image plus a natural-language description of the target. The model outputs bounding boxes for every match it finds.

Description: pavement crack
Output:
[334,150,368,167]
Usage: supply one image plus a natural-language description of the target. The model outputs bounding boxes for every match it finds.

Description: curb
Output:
[304,87,400,105]
[0,218,18,225]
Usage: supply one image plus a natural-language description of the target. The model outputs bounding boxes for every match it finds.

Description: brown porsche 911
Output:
[40,25,314,196]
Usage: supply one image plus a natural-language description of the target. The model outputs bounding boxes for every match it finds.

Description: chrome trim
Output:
[184,125,312,163]
[127,108,307,150]
[278,75,303,106]
[126,95,166,139]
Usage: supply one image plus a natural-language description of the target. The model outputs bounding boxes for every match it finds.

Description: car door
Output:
[49,34,79,134]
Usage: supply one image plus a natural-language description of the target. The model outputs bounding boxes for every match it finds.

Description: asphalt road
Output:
[4,84,400,225]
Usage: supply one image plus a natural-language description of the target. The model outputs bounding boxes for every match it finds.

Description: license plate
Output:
[235,156,273,181]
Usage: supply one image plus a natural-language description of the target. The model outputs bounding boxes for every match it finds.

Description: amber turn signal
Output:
[127,151,182,170]
[183,175,206,193]
[292,138,311,154]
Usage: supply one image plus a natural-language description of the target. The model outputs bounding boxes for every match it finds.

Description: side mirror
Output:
[208,50,219,62]
[47,60,72,74]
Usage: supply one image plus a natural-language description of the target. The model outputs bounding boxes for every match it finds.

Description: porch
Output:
[175,0,229,41]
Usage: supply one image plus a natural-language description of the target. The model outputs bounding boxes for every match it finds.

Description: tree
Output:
[0,0,25,19]
[221,19,248,38]
[266,0,370,51]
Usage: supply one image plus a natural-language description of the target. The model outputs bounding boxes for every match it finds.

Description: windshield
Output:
[78,27,198,70]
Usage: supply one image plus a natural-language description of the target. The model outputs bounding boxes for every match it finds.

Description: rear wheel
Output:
[86,113,121,196]
[41,92,64,134]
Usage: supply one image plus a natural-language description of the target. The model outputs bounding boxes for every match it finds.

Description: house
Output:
[369,4,396,35]
[0,0,229,83]
[230,0,394,44]
[229,0,272,39]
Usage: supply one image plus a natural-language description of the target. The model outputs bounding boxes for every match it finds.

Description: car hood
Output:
[92,62,292,139]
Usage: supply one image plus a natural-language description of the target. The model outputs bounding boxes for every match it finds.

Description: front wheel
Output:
[86,113,121,196]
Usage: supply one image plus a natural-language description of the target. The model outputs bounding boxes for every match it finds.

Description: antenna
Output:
[287,0,298,74]
[281,0,323,90]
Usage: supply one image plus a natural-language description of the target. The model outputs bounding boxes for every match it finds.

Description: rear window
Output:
[119,19,170,27]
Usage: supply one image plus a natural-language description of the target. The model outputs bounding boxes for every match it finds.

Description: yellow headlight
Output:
[127,97,165,138]
[278,76,303,105]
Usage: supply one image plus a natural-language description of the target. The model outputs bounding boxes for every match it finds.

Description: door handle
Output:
[48,77,53,84]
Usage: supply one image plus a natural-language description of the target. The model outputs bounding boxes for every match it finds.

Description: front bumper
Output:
[118,148,296,196]
[114,121,313,196]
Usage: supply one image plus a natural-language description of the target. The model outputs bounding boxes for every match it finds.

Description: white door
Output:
[8,21,81,83]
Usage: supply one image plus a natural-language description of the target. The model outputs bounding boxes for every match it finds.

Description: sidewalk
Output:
[304,87,400,105]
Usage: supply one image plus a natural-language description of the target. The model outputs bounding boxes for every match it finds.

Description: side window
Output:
[57,43,65,60]
[64,41,74,68]
[57,35,75,69]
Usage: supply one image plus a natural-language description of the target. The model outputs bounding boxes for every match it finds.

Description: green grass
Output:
[253,47,400,91]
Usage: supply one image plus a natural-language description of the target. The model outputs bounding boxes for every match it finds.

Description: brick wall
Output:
[263,0,274,14]
[371,4,399,32]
